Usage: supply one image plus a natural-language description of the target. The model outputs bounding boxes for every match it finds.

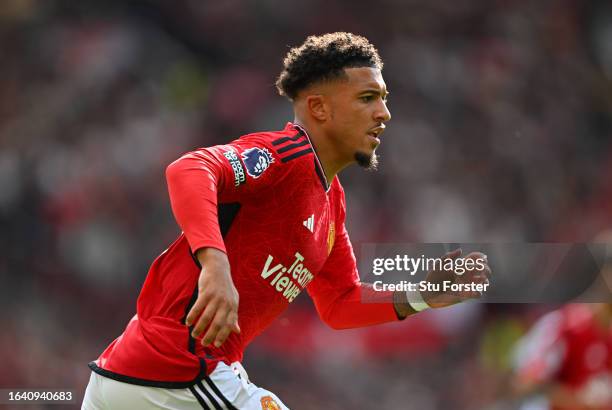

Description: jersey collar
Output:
[287,122,330,192]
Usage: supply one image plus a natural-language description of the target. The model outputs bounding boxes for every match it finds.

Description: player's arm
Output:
[308,238,489,328]
[166,138,283,346]
[307,183,413,329]
[165,146,243,347]
[306,223,456,328]
[308,189,491,327]
[307,221,400,329]
[184,247,240,347]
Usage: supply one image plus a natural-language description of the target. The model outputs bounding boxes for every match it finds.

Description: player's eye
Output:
[360,95,374,103]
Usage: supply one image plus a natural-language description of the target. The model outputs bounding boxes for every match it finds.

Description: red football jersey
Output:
[514,304,612,410]
[90,123,398,387]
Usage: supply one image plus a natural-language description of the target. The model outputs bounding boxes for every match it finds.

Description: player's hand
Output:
[422,248,491,308]
[185,248,241,347]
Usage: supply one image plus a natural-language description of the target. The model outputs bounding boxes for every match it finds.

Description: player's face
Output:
[325,67,391,169]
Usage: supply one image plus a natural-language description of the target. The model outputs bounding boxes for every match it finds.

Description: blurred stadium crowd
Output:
[1,0,611,409]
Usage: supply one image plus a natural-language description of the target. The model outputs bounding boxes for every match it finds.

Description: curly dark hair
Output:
[276,32,383,100]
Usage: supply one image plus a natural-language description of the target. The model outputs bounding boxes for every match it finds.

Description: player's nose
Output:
[374,101,391,123]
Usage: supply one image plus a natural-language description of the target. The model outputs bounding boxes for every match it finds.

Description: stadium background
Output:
[1,1,611,408]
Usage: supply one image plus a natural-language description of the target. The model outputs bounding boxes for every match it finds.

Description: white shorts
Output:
[82,362,289,410]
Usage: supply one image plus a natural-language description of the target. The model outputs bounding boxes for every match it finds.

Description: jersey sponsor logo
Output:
[223,150,246,187]
[260,396,281,410]
[241,147,274,178]
[260,252,314,303]
[303,214,314,233]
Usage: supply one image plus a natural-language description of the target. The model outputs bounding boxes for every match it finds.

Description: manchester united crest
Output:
[327,222,335,255]
[260,395,281,410]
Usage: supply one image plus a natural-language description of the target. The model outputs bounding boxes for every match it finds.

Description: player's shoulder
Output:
[227,123,315,182]
[235,123,313,162]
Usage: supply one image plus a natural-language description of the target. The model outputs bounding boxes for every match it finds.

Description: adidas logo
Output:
[303,214,314,233]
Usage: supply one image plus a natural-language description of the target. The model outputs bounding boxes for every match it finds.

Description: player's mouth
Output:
[367,125,385,146]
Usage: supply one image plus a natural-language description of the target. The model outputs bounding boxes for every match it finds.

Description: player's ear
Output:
[305,95,328,122]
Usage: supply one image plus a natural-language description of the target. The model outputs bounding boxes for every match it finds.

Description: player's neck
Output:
[292,118,349,183]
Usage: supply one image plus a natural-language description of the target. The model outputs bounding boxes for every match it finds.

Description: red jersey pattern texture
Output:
[90,123,398,387]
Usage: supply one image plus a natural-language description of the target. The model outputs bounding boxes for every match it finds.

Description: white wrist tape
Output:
[406,289,430,312]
